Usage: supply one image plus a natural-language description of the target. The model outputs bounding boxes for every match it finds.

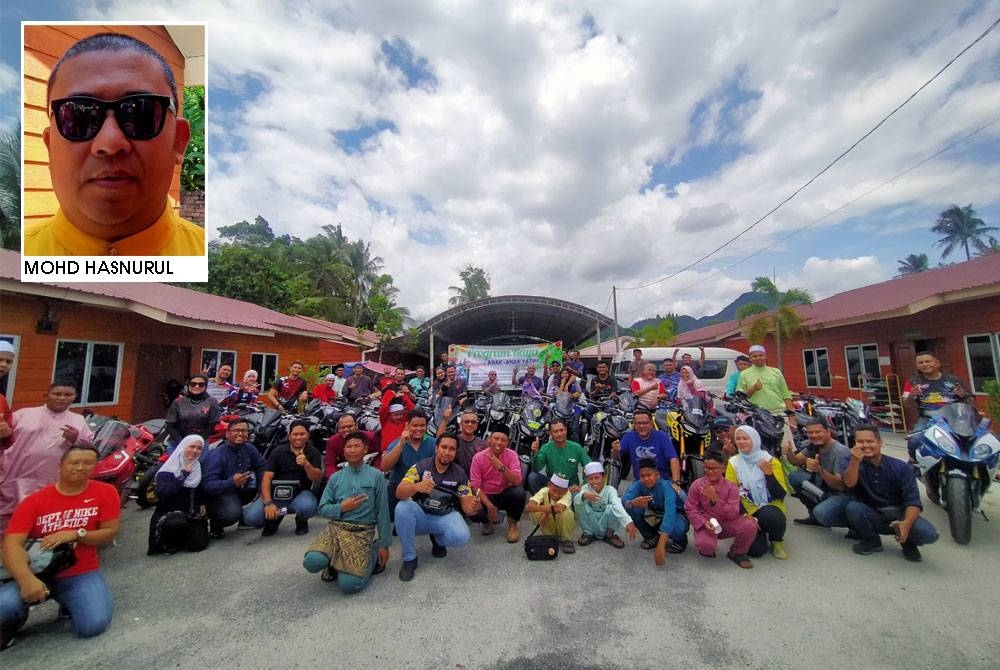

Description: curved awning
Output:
[404,295,615,355]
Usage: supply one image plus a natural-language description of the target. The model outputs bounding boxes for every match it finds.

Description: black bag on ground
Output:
[523,525,559,560]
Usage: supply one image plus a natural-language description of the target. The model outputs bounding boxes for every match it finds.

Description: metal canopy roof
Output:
[410,295,615,354]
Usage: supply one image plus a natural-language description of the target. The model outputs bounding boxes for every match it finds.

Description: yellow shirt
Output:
[24,204,205,256]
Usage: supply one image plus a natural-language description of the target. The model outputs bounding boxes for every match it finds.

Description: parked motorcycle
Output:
[914,403,1000,544]
[662,396,713,489]
[794,395,868,448]
[480,392,515,438]
[586,393,633,489]
[510,395,551,484]
[723,393,786,454]
[89,418,159,506]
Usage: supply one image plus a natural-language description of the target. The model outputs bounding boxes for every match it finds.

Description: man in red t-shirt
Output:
[266,361,309,412]
[0,444,120,646]
[311,374,339,404]
[324,414,380,478]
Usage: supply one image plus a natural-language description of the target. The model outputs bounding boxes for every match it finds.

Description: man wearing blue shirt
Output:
[201,419,267,539]
[381,412,436,519]
[843,425,938,562]
[622,459,689,563]
[612,409,681,496]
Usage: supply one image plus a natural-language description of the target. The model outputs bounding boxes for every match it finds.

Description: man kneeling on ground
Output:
[303,432,390,593]
[622,459,689,566]
[574,461,637,549]
[685,450,758,569]
[395,433,481,582]
[468,426,525,543]
[524,474,577,555]
[1,444,120,648]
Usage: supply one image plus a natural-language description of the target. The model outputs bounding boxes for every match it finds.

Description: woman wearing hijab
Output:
[676,366,713,406]
[226,369,260,408]
[164,374,222,443]
[725,425,790,559]
[147,435,210,555]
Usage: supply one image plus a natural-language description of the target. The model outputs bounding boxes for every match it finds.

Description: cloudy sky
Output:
[4,1,999,327]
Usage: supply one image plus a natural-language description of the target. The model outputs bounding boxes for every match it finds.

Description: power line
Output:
[616,15,1000,293]
[619,114,1000,319]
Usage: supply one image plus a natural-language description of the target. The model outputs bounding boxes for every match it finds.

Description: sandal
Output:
[372,562,386,575]
[640,538,656,550]
[727,552,753,569]
[577,533,596,546]
[320,567,338,582]
[602,533,625,549]
[561,540,576,554]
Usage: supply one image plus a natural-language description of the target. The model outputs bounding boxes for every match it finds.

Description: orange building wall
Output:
[2,293,363,421]
[22,25,188,227]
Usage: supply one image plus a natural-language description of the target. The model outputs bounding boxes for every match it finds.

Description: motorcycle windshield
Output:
[938,403,979,439]
[522,398,545,429]
[91,420,133,459]
[683,397,708,430]
[491,392,509,410]
[617,391,637,412]
[554,392,574,415]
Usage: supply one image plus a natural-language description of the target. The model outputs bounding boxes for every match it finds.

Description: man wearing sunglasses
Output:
[24,32,205,257]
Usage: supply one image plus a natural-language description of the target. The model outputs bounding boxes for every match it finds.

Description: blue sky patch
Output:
[412,194,434,213]
[334,119,396,154]
[381,37,437,89]
[408,227,446,246]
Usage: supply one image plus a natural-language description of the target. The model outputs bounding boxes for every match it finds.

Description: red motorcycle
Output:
[87,415,162,506]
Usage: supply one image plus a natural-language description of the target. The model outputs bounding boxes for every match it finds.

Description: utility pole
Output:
[612,286,620,353]
[772,269,783,370]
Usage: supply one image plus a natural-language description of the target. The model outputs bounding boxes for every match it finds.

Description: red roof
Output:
[0,249,371,343]
[673,254,1000,345]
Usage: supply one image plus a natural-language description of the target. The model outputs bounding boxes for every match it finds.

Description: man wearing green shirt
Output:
[527,419,589,494]
[302,432,391,593]
[737,345,797,443]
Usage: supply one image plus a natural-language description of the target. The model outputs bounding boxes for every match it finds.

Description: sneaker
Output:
[398,558,418,582]
[793,516,824,527]
[210,528,226,540]
[295,517,309,536]
[261,519,281,537]
[430,535,447,558]
[900,542,922,562]
[667,540,687,554]
[852,538,884,555]
[506,522,520,544]
[771,541,789,560]
[844,529,861,541]
[561,540,576,554]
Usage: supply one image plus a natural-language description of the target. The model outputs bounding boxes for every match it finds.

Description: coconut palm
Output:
[344,239,385,327]
[0,124,20,250]
[448,265,491,306]
[736,277,814,369]
[897,253,930,275]
[932,204,998,261]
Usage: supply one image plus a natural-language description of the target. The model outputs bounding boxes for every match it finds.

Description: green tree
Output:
[193,245,304,312]
[736,277,814,369]
[215,215,277,247]
[181,86,205,192]
[897,253,929,276]
[448,265,491,306]
[344,239,385,327]
[932,204,998,262]
[0,124,20,250]
[632,317,677,347]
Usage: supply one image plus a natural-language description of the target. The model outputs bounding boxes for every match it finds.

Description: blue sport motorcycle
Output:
[913,403,1000,544]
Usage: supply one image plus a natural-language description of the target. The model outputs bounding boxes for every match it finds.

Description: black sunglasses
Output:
[50,94,176,142]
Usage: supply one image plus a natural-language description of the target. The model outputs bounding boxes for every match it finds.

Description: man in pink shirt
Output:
[0,382,94,536]
[684,450,758,569]
[469,426,525,543]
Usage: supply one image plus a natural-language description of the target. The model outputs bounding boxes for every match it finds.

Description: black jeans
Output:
[748,505,786,557]
[469,486,527,523]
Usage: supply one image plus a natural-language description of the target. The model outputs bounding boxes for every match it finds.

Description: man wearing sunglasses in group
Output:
[24,32,204,256]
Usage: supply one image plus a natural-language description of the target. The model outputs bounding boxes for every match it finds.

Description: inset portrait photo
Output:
[21,23,206,281]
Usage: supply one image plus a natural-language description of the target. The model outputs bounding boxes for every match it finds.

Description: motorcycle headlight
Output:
[491,410,504,420]
[528,421,541,430]
[928,426,959,456]
[972,441,997,460]
[596,411,607,421]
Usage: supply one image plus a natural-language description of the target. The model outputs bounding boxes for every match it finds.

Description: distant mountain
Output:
[630,291,768,334]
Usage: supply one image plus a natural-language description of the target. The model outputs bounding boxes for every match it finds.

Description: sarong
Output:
[308,520,376,577]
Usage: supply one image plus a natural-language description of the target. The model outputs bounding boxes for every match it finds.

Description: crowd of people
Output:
[0,339,976,650]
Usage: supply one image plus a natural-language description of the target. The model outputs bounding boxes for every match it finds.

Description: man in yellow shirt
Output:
[24,32,204,257]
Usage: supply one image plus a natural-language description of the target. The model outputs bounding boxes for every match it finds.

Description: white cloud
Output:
[70,0,1000,325]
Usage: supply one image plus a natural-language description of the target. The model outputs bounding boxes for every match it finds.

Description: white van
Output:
[610,346,746,398]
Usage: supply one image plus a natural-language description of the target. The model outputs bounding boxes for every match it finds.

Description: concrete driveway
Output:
[3,438,999,669]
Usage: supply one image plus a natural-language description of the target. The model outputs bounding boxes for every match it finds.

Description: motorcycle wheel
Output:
[136,467,160,508]
[605,458,622,490]
[945,476,972,545]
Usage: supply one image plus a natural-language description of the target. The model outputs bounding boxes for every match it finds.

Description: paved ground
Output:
[3,435,1000,669]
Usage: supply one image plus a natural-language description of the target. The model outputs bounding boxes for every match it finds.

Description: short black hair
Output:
[633,408,653,421]
[548,418,567,431]
[290,360,304,367]
[436,432,459,447]
[406,410,428,423]
[854,424,882,441]
[637,458,658,472]
[344,431,368,445]
[804,417,829,430]
[915,350,937,359]
[227,418,250,432]
[703,450,726,465]
[288,420,311,433]
[336,414,357,427]
[48,380,78,392]
[48,32,178,107]
[736,355,750,363]
[61,442,100,461]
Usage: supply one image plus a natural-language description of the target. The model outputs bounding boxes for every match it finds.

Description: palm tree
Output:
[897,253,930,276]
[344,239,385,327]
[0,124,20,251]
[448,265,491,306]
[932,204,998,261]
[975,236,1000,256]
[736,277,814,369]
[632,318,677,347]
